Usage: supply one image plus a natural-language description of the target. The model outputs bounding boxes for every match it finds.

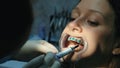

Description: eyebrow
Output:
[72,7,107,22]
[73,7,105,17]
[88,9,106,19]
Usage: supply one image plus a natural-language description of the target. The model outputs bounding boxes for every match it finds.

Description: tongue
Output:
[67,41,78,46]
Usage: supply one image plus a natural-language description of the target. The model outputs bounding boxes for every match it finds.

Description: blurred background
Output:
[29,0,79,49]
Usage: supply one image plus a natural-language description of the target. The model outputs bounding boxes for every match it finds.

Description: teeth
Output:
[67,37,81,44]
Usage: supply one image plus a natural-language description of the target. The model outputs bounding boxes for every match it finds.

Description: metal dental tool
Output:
[56,45,79,59]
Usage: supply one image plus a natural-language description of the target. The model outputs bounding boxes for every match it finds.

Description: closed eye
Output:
[87,20,99,27]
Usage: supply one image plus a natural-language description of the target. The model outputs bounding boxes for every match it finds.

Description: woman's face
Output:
[60,0,115,62]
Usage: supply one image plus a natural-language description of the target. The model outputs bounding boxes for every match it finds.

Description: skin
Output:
[60,0,116,67]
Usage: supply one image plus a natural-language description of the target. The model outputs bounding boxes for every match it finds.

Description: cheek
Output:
[81,28,112,57]
[98,32,114,54]
[80,31,99,57]
[90,30,113,55]
[61,25,71,36]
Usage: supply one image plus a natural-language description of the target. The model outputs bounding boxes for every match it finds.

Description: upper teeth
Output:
[67,37,82,44]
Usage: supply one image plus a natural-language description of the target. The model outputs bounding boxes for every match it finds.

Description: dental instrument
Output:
[56,45,79,59]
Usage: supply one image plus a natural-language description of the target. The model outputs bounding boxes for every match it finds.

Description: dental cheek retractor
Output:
[55,45,79,59]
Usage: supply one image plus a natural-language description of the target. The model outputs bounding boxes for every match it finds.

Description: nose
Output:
[69,21,82,33]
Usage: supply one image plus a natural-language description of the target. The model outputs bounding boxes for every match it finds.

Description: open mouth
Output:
[59,34,88,53]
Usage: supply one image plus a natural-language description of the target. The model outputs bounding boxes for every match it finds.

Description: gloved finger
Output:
[23,55,45,68]
[36,40,58,53]
[44,52,55,66]
[51,61,61,68]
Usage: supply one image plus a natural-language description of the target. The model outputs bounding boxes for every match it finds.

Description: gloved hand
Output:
[23,52,61,68]
[14,40,58,61]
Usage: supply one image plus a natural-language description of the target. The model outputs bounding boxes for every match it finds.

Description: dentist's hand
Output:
[23,52,61,68]
[14,40,58,61]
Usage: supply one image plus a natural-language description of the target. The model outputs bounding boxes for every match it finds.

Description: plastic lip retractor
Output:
[55,45,79,59]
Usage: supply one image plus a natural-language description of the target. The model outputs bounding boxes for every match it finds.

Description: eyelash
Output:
[69,17,99,27]
[87,20,99,27]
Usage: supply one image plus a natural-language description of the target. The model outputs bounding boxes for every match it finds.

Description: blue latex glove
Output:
[23,52,61,68]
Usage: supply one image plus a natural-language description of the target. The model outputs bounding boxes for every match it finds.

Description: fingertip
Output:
[23,55,45,68]
[44,52,55,64]
[51,61,61,68]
